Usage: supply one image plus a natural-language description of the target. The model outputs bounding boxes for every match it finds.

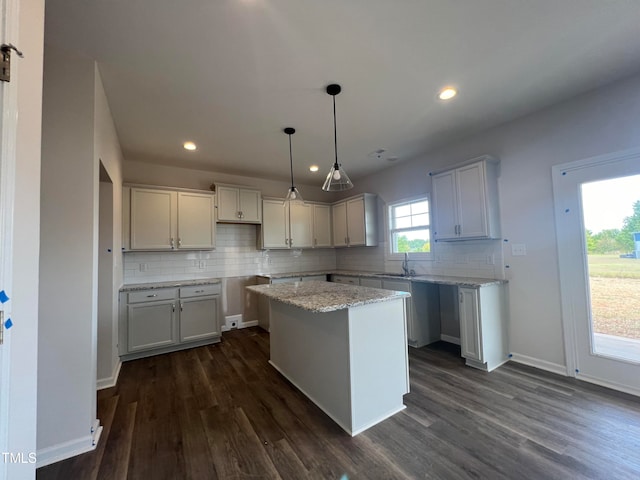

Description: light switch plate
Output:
[511,244,527,256]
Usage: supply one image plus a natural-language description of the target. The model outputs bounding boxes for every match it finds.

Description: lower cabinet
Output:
[119,283,221,361]
[459,285,508,372]
[127,300,176,352]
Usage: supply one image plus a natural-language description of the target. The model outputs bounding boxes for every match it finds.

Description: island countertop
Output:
[246,280,410,313]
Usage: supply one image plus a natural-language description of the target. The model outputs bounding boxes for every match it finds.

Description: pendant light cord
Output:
[333,94,339,168]
[289,133,294,188]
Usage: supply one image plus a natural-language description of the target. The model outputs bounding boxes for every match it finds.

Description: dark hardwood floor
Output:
[37,327,640,479]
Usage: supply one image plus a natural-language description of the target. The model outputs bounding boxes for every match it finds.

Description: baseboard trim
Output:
[97,359,122,390]
[576,372,640,398]
[36,433,96,468]
[509,353,567,376]
[240,320,258,328]
[440,334,460,345]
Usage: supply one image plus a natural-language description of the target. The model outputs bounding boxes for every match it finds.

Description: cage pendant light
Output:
[284,127,304,204]
[322,84,353,191]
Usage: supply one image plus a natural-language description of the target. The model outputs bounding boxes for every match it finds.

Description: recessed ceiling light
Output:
[438,87,457,100]
[309,165,319,172]
[183,141,197,151]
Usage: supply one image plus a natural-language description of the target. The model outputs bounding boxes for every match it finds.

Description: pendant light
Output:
[284,127,304,204]
[322,84,353,191]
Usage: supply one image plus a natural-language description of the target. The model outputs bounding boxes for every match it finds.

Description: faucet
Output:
[402,252,410,276]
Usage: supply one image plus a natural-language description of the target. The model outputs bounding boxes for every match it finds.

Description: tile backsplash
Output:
[123,224,337,284]
[124,224,504,284]
[336,239,504,279]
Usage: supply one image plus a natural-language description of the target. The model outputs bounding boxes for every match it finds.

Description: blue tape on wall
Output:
[0,290,8,304]
[4,318,12,329]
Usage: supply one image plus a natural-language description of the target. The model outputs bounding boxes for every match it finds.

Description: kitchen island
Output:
[246,280,410,436]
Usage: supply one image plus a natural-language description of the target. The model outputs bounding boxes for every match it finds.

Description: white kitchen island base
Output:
[269,298,409,436]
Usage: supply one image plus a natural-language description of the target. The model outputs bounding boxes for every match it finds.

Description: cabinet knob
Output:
[146,294,157,298]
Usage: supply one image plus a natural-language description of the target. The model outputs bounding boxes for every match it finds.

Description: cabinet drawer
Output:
[180,284,221,298]
[128,288,177,304]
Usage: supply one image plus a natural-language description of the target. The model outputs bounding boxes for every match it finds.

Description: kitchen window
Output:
[387,197,432,259]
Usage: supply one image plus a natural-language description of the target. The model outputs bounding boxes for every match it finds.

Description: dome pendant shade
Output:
[322,84,354,192]
[283,127,304,204]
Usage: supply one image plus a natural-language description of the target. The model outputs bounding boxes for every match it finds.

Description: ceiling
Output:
[44,0,640,185]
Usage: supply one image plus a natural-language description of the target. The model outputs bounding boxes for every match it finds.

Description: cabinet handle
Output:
[172,303,175,312]
[178,238,182,247]
[285,238,289,245]
[170,237,175,248]
[289,238,293,247]
[194,289,204,293]
[180,302,184,312]
[146,294,157,298]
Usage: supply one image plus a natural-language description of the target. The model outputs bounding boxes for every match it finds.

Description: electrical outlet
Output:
[511,244,527,256]
[139,263,148,272]
[199,260,206,269]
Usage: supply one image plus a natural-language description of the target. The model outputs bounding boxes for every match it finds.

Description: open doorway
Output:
[97,161,117,388]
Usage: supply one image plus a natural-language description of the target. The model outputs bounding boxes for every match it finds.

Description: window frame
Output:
[386,195,433,261]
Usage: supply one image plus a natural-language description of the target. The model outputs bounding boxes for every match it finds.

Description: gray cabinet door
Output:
[459,287,482,362]
[127,301,176,352]
[180,296,220,342]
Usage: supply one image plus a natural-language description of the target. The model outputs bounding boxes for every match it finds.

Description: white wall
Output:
[94,69,124,389]
[6,0,44,477]
[38,44,99,465]
[338,71,640,370]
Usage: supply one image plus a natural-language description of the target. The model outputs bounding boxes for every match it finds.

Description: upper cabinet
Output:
[332,194,378,247]
[431,156,501,241]
[177,192,217,249]
[127,186,216,251]
[259,199,313,249]
[216,184,262,223]
[312,204,332,248]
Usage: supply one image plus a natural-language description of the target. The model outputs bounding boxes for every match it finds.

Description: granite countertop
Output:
[120,278,222,292]
[246,280,410,313]
[257,270,505,287]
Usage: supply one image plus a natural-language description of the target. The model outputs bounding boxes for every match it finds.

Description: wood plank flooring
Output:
[37,328,640,479]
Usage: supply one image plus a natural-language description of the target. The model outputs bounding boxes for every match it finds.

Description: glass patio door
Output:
[581,175,640,365]
[553,150,640,396]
